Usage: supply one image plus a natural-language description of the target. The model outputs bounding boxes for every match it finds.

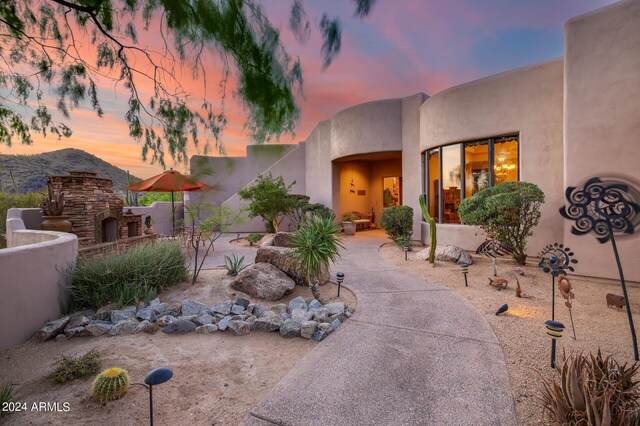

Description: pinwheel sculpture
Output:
[538,242,578,368]
[476,239,516,277]
[560,177,640,360]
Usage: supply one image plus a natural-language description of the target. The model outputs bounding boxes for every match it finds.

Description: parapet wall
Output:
[1,209,78,350]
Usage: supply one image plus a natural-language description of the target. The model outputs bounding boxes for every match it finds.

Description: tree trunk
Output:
[272,217,279,233]
[514,253,527,266]
[310,277,322,302]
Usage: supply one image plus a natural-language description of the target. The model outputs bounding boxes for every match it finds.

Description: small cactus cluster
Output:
[91,368,130,403]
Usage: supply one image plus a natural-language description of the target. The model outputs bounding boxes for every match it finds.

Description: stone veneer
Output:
[47,171,142,247]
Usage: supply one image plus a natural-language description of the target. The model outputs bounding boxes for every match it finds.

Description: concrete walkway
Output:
[240,231,518,426]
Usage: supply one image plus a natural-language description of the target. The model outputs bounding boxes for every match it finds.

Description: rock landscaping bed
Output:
[36,296,355,343]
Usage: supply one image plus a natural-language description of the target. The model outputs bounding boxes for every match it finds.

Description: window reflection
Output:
[427,149,439,220]
[465,141,489,198]
[494,137,518,185]
[442,145,461,223]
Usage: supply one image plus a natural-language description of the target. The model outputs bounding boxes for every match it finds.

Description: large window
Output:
[422,134,519,224]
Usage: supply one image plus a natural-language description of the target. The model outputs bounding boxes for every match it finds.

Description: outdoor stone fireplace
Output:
[47,171,143,247]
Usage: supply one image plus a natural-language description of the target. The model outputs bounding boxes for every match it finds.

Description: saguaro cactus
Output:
[418,194,436,263]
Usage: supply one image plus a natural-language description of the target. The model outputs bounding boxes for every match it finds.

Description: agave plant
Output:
[539,349,640,425]
[289,215,344,301]
[0,384,16,418]
[221,254,248,276]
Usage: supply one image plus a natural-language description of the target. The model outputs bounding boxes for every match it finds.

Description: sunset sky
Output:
[1,0,617,178]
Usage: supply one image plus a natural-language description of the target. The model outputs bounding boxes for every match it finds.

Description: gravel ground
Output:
[379,243,640,426]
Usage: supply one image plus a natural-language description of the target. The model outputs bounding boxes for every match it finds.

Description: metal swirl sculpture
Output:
[538,243,578,277]
[560,177,640,243]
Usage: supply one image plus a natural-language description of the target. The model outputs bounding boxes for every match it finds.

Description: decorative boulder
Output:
[34,317,70,342]
[181,299,209,317]
[417,245,473,265]
[230,263,296,301]
[255,246,330,286]
[273,232,295,247]
[161,319,196,334]
[279,319,302,338]
[258,234,276,247]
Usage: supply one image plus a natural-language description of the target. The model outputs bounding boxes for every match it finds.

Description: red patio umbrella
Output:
[125,169,210,229]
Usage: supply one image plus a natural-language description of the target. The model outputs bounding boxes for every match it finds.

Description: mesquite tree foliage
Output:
[0,0,376,166]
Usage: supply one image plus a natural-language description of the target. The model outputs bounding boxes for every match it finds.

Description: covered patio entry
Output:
[333,151,402,230]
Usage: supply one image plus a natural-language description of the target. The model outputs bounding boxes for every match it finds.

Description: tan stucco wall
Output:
[564,0,640,282]
[305,120,333,207]
[222,143,307,232]
[2,210,78,349]
[130,202,184,235]
[330,99,403,160]
[420,59,565,255]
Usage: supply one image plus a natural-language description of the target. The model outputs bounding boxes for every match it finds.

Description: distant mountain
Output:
[0,148,140,194]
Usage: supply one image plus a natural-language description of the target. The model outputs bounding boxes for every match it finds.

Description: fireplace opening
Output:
[101,218,119,243]
[127,222,137,237]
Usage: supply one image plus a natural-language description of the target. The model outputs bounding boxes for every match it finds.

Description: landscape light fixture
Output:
[545,320,565,368]
[336,272,345,297]
[403,245,410,261]
[460,263,470,287]
[141,367,173,426]
[495,304,508,315]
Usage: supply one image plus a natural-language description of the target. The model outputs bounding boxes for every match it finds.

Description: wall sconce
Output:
[336,272,345,297]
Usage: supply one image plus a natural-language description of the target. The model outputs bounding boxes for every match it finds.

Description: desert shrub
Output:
[304,203,335,220]
[380,205,413,248]
[0,383,16,417]
[47,350,101,384]
[0,191,42,248]
[458,181,544,265]
[220,254,248,276]
[238,173,296,232]
[540,350,640,425]
[138,192,174,206]
[246,233,264,246]
[70,240,188,308]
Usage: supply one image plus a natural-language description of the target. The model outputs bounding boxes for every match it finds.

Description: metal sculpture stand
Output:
[560,177,640,361]
[538,244,578,368]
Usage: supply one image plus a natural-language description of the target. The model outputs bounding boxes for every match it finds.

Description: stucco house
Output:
[188,0,640,282]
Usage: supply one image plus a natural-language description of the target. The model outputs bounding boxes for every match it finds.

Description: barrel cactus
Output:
[91,368,130,403]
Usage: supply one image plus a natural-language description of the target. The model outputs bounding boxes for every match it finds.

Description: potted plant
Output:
[342,212,357,235]
[144,215,154,235]
[41,178,72,232]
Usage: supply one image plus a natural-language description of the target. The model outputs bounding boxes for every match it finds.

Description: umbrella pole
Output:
[171,191,175,231]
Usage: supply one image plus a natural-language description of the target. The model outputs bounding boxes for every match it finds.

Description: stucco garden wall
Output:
[563,0,640,282]
[2,209,78,350]
[222,143,306,232]
[130,202,184,235]
[420,59,564,255]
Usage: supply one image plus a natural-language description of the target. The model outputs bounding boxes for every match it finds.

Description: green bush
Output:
[458,181,544,265]
[238,173,296,232]
[246,233,264,246]
[220,254,248,276]
[47,350,101,384]
[138,192,174,206]
[0,383,16,418]
[0,192,42,248]
[380,205,413,248]
[69,240,188,309]
[303,203,335,220]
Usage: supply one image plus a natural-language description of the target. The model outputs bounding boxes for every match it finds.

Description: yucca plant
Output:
[0,384,16,417]
[539,349,640,425]
[221,254,248,276]
[289,215,344,301]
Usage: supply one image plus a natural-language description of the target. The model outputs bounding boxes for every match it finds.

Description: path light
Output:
[460,263,470,287]
[336,272,345,297]
[403,245,410,261]
[143,367,173,426]
[495,304,508,315]
[237,233,240,242]
[545,320,565,368]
